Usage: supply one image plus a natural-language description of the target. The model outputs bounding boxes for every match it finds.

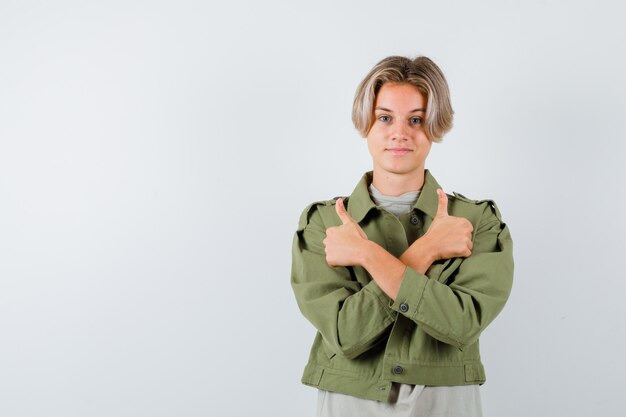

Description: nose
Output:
[391,122,411,142]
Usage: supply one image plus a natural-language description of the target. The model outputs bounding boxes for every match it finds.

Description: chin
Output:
[380,165,422,176]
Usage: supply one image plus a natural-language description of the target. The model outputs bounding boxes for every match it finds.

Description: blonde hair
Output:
[352,55,454,142]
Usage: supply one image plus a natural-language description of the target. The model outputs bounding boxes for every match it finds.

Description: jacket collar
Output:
[347,169,442,223]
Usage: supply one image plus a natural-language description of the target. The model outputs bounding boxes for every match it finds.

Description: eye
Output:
[410,117,423,125]
[378,115,391,122]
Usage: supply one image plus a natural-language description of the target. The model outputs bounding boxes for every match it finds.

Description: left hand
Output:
[323,198,369,267]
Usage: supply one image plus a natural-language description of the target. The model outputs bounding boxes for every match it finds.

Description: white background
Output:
[1,1,625,416]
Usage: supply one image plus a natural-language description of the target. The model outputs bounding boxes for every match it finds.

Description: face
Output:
[365,82,431,179]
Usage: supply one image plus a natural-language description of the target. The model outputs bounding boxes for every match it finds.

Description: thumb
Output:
[435,188,449,218]
[335,198,354,225]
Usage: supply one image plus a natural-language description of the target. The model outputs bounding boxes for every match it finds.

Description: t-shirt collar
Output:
[347,169,441,223]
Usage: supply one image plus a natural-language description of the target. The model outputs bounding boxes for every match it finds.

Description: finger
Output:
[335,198,354,225]
[435,189,449,218]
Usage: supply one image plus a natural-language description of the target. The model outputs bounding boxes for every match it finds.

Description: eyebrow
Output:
[375,106,425,113]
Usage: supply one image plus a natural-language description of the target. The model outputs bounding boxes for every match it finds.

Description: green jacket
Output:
[290,169,514,402]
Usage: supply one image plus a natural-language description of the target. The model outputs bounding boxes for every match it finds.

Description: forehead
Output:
[375,82,425,110]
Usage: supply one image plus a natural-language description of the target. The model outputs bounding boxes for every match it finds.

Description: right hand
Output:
[323,198,369,267]
[422,188,474,261]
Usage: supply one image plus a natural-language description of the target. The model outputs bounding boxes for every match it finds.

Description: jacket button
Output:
[393,365,404,375]
[410,214,419,225]
[399,303,409,312]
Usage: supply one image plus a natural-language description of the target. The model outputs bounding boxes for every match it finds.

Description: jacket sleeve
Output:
[389,200,514,351]
[290,203,398,360]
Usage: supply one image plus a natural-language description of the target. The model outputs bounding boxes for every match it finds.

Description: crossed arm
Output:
[324,191,473,301]
[358,238,432,301]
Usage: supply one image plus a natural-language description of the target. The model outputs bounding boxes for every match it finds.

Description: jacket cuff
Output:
[389,266,429,320]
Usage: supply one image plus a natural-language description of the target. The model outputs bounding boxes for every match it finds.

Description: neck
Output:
[371,167,425,196]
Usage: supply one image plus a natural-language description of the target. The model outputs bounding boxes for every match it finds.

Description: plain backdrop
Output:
[1,0,625,416]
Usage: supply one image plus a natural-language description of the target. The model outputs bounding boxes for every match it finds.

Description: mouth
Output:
[387,148,413,155]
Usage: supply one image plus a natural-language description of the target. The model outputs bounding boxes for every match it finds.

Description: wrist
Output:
[359,239,379,269]
[416,235,438,264]
[401,237,437,273]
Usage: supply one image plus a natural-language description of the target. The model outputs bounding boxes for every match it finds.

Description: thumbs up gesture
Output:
[421,189,474,261]
[323,198,370,267]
